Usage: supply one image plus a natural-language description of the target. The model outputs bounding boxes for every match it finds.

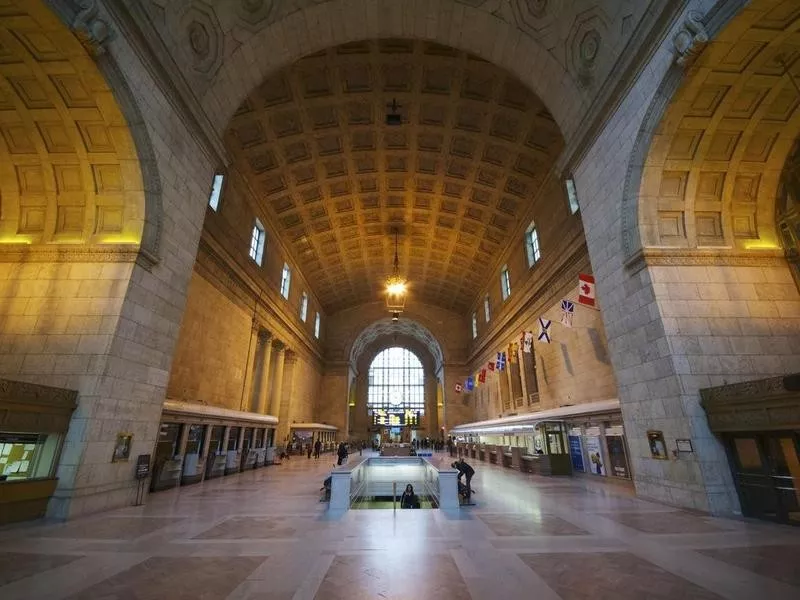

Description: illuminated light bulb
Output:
[386,280,406,295]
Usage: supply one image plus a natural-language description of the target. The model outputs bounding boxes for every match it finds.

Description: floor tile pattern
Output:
[0,553,83,586]
[0,451,798,600]
[697,545,800,587]
[65,556,265,600]
[520,551,723,599]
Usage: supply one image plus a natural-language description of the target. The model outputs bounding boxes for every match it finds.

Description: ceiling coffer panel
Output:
[225,40,564,314]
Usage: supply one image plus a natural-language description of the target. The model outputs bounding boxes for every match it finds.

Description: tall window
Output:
[208,174,224,211]
[314,312,321,339]
[483,295,491,323]
[280,263,291,299]
[501,265,511,300]
[525,222,541,267]
[471,312,478,339]
[565,177,580,214]
[249,219,265,265]
[368,348,425,425]
[300,291,308,322]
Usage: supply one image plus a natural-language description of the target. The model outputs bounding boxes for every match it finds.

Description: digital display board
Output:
[371,409,420,427]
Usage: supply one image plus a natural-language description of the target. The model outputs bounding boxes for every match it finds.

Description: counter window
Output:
[155,423,183,460]
[227,427,241,451]
[0,432,61,481]
[186,425,204,456]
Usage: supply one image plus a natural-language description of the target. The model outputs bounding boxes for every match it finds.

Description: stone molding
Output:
[0,245,141,263]
[672,10,708,67]
[74,0,229,167]
[468,235,590,362]
[195,235,322,367]
[72,0,112,55]
[700,374,800,432]
[559,0,688,176]
[0,377,78,434]
[625,248,786,272]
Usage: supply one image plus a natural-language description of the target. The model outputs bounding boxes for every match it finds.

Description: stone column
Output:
[277,351,297,442]
[241,321,260,412]
[268,342,286,420]
[255,332,273,415]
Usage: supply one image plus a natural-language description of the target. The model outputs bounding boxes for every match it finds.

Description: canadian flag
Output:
[578,274,596,308]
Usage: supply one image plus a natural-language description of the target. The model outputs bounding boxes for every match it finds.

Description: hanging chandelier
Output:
[385,227,407,321]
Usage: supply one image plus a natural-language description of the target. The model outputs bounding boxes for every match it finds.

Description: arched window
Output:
[368,347,425,426]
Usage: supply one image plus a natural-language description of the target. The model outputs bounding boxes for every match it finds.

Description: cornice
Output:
[0,244,140,263]
[467,234,590,365]
[197,234,324,368]
[625,248,786,272]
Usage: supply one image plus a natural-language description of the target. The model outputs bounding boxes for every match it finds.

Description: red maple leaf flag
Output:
[578,273,596,307]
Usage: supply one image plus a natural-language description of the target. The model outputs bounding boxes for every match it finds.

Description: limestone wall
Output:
[167,271,252,410]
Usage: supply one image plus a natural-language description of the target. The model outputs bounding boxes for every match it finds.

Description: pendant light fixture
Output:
[385,227,407,321]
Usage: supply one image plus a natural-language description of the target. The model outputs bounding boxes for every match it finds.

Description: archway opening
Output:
[367,346,425,444]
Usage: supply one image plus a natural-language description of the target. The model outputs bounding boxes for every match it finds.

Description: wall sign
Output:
[568,435,585,472]
[647,430,668,460]
[135,454,151,480]
[676,439,693,453]
[112,432,133,462]
[605,435,630,478]
[584,435,606,476]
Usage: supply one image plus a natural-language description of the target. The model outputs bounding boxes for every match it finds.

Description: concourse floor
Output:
[1,452,799,600]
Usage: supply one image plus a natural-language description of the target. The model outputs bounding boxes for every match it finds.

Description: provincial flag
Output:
[578,274,596,308]
[455,382,463,393]
[561,299,575,328]
[478,369,486,384]
[466,377,474,391]
[522,331,534,353]
[538,318,552,343]
[496,352,506,371]
[487,361,495,372]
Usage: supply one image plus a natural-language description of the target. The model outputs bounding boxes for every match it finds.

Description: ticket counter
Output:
[0,378,76,525]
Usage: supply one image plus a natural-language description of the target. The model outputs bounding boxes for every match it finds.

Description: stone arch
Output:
[623,0,800,261]
[198,0,585,142]
[349,317,445,374]
[0,0,151,252]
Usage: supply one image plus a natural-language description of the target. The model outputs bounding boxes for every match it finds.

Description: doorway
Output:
[726,432,800,525]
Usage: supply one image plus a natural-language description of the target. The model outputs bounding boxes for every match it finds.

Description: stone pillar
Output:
[277,351,297,442]
[268,342,286,421]
[241,321,260,412]
[255,332,274,415]
[176,423,191,458]
[425,374,438,437]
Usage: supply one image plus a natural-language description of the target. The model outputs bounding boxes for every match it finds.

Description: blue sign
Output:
[568,436,584,472]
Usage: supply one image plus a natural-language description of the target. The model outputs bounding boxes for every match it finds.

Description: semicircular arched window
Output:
[368,347,425,427]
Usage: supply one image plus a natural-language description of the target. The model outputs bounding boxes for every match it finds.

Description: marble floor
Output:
[1,452,799,599]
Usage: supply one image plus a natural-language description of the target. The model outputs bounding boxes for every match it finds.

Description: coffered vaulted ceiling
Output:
[225,40,564,314]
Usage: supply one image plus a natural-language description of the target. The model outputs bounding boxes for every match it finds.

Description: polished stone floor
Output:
[1,451,799,599]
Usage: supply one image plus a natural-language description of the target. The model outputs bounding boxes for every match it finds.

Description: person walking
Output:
[314,438,322,459]
[336,441,347,466]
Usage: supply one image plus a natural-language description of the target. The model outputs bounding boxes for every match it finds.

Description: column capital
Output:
[260,330,273,342]
[284,350,298,365]
[272,340,286,353]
